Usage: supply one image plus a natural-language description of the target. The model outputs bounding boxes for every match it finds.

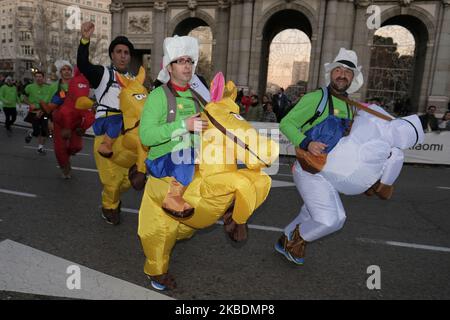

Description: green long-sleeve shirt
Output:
[24,83,52,109]
[139,86,199,160]
[0,84,19,108]
[280,88,353,149]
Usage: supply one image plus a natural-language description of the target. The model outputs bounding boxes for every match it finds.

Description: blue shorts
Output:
[93,114,123,138]
[145,148,195,186]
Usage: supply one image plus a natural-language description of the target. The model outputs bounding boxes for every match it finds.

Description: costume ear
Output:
[115,72,128,88]
[210,72,225,102]
[223,80,237,101]
[136,66,146,85]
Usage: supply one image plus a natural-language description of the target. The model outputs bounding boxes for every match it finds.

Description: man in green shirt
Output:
[0,76,20,134]
[23,71,52,154]
[275,48,364,265]
[139,35,209,291]
[140,36,208,218]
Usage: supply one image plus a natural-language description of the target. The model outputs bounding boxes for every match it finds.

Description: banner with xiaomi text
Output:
[249,121,450,165]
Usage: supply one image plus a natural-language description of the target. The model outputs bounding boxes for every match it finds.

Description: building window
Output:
[19,31,32,41]
[21,45,34,56]
[90,15,96,22]
[25,61,33,70]
[102,17,108,25]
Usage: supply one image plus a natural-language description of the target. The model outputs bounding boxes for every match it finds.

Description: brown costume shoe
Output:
[222,205,248,242]
[375,182,394,200]
[162,180,194,219]
[275,224,306,265]
[365,180,394,200]
[98,135,115,158]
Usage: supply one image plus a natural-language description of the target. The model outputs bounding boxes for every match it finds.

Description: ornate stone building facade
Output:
[0,0,111,81]
[110,0,450,113]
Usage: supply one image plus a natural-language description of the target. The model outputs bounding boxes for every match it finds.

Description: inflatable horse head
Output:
[321,104,424,195]
[197,72,279,178]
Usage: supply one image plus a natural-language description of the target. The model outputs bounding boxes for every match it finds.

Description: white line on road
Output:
[0,189,37,198]
[357,238,450,253]
[437,186,450,190]
[122,207,285,232]
[25,146,90,156]
[71,166,98,173]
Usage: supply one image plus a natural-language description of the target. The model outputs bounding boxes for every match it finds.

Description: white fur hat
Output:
[157,35,199,84]
[54,60,73,78]
[324,48,363,94]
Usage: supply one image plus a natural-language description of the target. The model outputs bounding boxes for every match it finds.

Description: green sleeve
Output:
[279,91,321,147]
[24,84,31,96]
[0,86,5,103]
[139,87,187,147]
[46,82,59,102]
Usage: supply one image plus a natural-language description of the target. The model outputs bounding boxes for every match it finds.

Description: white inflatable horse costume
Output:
[286,104,424,244]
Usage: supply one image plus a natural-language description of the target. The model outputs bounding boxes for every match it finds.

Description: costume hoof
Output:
[128,165,146,190]
[162,207,194,219]
[98,151,113,158]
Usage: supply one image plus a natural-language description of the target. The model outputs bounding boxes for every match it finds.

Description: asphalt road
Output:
[1,124,450,300]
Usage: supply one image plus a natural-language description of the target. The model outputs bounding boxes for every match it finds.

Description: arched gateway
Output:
[110,0,449,113]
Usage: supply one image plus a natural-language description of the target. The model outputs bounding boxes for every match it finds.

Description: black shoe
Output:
[25,133,32,143]
[37,147,46,155]
[101,207,120,225]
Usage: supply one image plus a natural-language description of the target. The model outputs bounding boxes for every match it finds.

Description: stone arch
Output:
[371,5,437,112]
[253,2,316,97]
[168,10,216,38]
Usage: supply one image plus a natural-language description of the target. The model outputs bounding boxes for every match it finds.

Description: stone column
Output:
[151,1,168,81]
[319,0,356,88]
[110,2,125,39]
[352,0,373,101]
[428,0,450,110]
[226,1,244,82]
[213,0,230,75]
[236,0,254,88]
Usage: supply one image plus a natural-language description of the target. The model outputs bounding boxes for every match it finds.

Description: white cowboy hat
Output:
[324,48,363,94]
[157,35,199,84]
[54,60,73,78]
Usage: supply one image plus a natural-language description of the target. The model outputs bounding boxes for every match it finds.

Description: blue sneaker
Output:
[275,234,293,262]
[150,280,167,291]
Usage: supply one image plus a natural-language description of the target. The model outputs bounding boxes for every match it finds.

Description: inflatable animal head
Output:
[199,72,279,171]
[68,67,90,100]
[116,66,148,129]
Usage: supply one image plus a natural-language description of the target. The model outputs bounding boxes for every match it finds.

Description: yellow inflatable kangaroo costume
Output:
[77,67,149,224]
[138,72,279,290]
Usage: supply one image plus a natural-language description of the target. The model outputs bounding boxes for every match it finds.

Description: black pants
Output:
[31,115,49,137]
[3,108,17,130]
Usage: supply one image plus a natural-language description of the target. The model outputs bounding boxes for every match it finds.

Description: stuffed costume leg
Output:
[94,136,131,210]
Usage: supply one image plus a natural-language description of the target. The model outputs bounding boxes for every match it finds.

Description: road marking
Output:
[0,189,37,198]
[122,207,284,232]
[25,146,90,156]
[0,239,172,300]
[357,238,450,253]
[72,166,98,173]
[437,186,450,190]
